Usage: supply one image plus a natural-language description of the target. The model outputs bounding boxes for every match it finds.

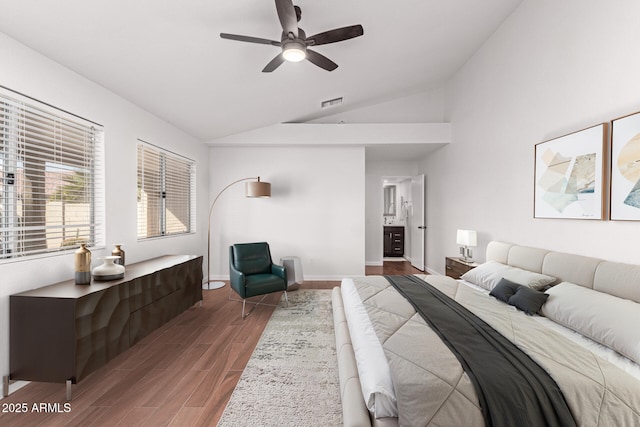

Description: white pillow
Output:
[341,279,398,418]
[461,260,556,291]
[541,282,640,365]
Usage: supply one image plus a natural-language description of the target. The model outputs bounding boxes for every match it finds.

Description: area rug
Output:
[217,289,342,427]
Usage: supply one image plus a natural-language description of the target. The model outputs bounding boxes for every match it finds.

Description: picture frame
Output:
[534,123,607,219]
[610,111,640,220]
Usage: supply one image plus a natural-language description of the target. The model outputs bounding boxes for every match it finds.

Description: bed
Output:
[332,241,640,426]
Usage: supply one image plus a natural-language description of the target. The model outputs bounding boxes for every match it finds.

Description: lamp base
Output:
[203,281,226,290]
[459,246,473,262]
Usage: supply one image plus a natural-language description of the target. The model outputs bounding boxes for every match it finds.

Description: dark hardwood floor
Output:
[365,259,424,276]
[0,262,422,426]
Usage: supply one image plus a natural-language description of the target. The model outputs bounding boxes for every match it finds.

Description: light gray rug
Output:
[217,289,342,427]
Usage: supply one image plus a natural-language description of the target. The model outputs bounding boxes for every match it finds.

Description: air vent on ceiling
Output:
[321,97,343,108]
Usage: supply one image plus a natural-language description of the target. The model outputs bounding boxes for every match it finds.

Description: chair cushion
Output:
[245,274,286,298]
[232,242,272,275]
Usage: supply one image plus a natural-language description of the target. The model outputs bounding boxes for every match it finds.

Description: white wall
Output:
[0,33,209,381]
[208,146,365,280]
[422,0,640,274]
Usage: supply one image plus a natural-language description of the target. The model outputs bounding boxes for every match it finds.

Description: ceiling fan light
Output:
[283,42,306,62]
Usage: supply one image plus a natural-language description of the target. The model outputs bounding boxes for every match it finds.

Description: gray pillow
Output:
[489,278,522,303]
[508,286,549,315]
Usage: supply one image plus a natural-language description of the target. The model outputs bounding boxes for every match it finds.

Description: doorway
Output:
[381,174,426,270]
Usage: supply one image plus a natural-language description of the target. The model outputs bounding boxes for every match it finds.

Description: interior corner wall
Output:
[0,33,209,380]
[208,146,365,281]
[310,87,446,124]
[421,0,640,274]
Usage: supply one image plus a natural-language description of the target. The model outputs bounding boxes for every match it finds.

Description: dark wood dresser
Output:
[445,257,479,279]
[383,226,405,257]
[7,255,202,399]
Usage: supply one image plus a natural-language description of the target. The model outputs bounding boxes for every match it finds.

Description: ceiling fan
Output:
[220,0,364,72]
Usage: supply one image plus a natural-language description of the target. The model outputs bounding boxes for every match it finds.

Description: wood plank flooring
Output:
[365,259,424,276]
[0,261,422,426]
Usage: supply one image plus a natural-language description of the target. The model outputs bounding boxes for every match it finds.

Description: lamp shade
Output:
[245,179,271,197]
[456,229,477,247]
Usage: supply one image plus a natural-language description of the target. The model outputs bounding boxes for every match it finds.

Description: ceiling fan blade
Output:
[220,33,281,46]
[262,54,286,72]
[275,0,298,38]
[306,49,338,71]
[306,24,364,46]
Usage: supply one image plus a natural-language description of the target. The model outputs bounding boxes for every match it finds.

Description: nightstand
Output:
[445,257,479,279]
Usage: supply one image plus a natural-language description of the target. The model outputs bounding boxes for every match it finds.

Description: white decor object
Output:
[280,256,304,291]
[92,256,125,281]
[456,229,477,261]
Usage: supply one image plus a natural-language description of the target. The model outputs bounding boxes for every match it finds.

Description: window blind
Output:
[137,141,195,239]
[0,87,104,260]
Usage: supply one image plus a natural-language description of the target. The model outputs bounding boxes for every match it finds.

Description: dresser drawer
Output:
[445,257,477,279]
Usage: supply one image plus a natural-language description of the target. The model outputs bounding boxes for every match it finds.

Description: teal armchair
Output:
[229,242,288,318]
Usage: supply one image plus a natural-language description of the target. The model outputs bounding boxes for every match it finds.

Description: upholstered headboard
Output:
[486,241,640,304]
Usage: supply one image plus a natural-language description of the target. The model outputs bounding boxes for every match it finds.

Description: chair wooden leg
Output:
[242,299,246,319]
[283,290,289,307]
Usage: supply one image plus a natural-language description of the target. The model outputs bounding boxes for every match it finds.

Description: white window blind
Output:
[0,87,104,260]
[137,141,195,239]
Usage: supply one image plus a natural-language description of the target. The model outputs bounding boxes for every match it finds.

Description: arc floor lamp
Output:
[204,176,271,290]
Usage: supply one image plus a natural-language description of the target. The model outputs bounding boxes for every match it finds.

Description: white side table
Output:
[280,256,304,291]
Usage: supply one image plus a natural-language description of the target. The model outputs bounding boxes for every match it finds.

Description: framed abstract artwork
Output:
[610,112,640,220]
[534,123,607,219]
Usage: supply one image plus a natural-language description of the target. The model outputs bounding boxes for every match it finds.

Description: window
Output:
[0,87,104,260]
[137,141,195,239]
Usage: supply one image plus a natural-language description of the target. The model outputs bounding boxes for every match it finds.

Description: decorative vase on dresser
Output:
[92,256,125,281]
[112,244,125,266]
[74,243,92,285]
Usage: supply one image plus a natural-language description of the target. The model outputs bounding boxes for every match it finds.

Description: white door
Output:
[410,174,426,270]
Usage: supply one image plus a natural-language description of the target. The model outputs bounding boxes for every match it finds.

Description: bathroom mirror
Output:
[383,185,396,216]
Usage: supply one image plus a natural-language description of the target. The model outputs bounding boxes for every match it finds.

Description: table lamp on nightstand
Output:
[456,229,477,262]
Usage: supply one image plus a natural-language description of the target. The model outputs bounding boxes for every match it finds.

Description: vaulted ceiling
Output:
[0,0,522,142]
